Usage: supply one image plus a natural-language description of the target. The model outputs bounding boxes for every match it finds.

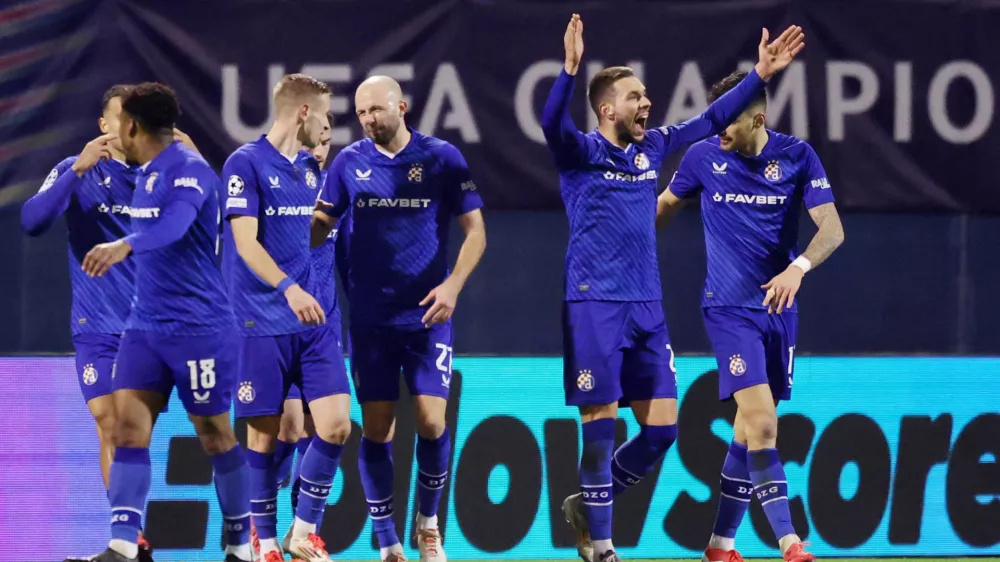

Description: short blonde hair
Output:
[272,74,331,103]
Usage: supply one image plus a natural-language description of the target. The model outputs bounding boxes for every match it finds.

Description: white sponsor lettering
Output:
[272,206,315,216]
[811,178,832,189]
[173,177,203,192]
[227,197,248,209]
[366,198,432,208]
[602,170,658,183]
[723,193,788,205]
[461,180,477,191]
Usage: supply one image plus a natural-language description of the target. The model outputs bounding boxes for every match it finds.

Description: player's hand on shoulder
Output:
[82,239,132,277]
[420,278,460,328]
[754,25,805,81]
[283,283,326,326]
[761,265,804,314]
[72,133,118,176]
[173,128,199,153]
[563,13,584,75]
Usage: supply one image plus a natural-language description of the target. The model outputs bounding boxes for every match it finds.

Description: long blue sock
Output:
[290,437,311,513]
[580,419,615,543]
[274,439,296,487]
[416,428,450,518]
[712,441,752,540]
[748,448,795,540]
[611,424,676,495]
[109,447,151,548]
[359,437,399,548]
[211,445,251,549]
[246,450,278,541]
[295,436,343,526]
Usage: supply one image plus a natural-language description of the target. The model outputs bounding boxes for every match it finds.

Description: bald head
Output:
[355,75,407,146]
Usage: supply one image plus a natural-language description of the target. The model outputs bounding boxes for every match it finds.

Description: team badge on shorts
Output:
[305,170,318,189]
[408,164,423,183]
[634,152,650,170]
[577,369,594,391]
[145,172,159,193]
[729,354,747,376]
[82,363,98,385]
[228,175,245,196]
[763,160,782,181]
[237,381,256,404]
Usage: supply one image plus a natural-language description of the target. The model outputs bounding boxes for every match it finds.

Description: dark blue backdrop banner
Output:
[2,0,998,212]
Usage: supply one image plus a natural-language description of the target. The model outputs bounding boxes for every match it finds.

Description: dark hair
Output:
[587,66,635,117]
[101,84,132,112]
[709,70,767,109]
[121,82,180,133]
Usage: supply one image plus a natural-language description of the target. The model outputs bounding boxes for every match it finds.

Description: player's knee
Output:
[94,409,117,440]
[744,411,778,445]
[315,416,351,445]
[414,411,446,440]
[113,416,150,448]
[361,407,396,442]
[278,412,304,442]
[192,416,238,455]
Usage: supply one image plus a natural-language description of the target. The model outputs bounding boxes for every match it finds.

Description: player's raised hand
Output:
[420,278,460,328]
[284,284,326,326]
[82,239,132,277]
[563,13,584,75]
[753,25,805,82]
[761,265,805,314]
[72,133,118,177]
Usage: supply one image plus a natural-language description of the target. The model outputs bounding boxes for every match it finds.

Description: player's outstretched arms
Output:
[420,209,486,327]
[540,14,588,165]
[761,202,844,314]
[655,188,687,229]
[231,216,326,326]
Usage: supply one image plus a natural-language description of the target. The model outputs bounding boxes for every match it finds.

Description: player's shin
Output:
[360,437,403,557]
[293,436,344,536]
[415,427,450,528]
[747,448,798,550]
[290,436,311,511]
[580,418,616,555]
[274,438,297,486]
[708,440,752,552]
[211,444,252,561]
[108,447,151,560]
[246,450,279,552]
[610,424,676,496]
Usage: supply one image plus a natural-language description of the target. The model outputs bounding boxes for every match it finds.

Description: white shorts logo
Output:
[577,369,594,391]
[237,381,256,404]
[729,354,747,376]
[82,363,98,386]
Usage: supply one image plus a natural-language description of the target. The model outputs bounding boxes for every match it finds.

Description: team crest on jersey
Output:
[634,152,650,171]
[305,170,318,189]
[729,354,747,376]
[408,163,424,183]
[763,160,782,182]
[82,363,98,386]
[577,369,595,391]
[145,172,158,193]
[237,381,256,404]
[228,175,245,196]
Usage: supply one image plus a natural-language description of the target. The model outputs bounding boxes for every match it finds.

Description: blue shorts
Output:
[349,322,453,403]
[285,383,311,416]
[703,307,798,401]
[562,301,678,406]
[114,330,236,417]
[73,333,120,403]
[234,323,350,418]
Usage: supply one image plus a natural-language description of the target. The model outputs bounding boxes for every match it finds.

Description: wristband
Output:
[277,277,296,293]
[791,255,812,274]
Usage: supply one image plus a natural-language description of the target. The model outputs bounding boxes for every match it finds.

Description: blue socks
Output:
[748,448,795,540]
[211,445,251,549]
[295,436,343,526]
[247,450,278,541]
[713,440,752,540]
[610,424,676,495]
[274,439,296,487]
[579,419,615,542]
[416,428,450,518]
[359,437,399,548]
[109,447,151,546]
[290,437,312,513]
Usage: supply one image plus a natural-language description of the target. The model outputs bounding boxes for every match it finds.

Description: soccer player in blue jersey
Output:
[543,14,805,562]
[221,74,351,562]
[74,82,252,562]
[657,70,844,562]
[311,75,486,562]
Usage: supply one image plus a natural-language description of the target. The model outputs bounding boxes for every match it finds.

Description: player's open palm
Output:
[761,266,804,314]
[82,239,132,277]
[563,13,584,74]
[74,133,118,174]
[754,25,805,81]
[285,284,326,326]
[420,279,459,328]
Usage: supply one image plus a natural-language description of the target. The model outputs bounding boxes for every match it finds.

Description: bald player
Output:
[221,74,351,562]
[312,76,486,562]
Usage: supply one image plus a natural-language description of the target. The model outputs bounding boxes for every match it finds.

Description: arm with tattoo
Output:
[800,202,844,269]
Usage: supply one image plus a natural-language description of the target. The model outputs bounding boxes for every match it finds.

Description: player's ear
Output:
[129,119,138,138]
[399,98,408,116]
[99,116,108,134]
[600,102,614,121]
[754,112,766,130]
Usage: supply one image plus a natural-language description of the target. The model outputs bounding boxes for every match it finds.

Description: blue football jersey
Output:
[299,156,340,316]
[127,142,235,335]
[541,69,766,302]
[668,131,836,310]
[318,128,483,327]
[24,158,137,335]
[221,136,323,336]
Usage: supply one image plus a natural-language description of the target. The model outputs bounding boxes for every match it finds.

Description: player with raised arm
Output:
[311,75,486,562]
[221,74,350,562]
[74,82,252,562]
[543,14,804,562]
[657,70,844,562]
